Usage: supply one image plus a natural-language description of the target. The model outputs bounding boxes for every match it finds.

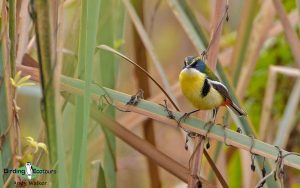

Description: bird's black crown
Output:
[183,56,206,72]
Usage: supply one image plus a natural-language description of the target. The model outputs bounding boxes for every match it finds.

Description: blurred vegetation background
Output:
[1,0,300,187]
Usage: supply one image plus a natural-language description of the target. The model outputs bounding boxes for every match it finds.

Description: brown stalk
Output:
[219,9,299,68]
[272,0,300,68]
[238,3,278,179]
[20,51,227,187]
[1,0,13,129]
[15,0,32,65]
[188,136,205,188]
[18,64,300,170]
[187,1,229,187]
[259,68,277,140]
[22,53,39,68]
[260,66,300,140]
[54,0,64,84]
[236,0,275,99]
[207,0,226,69]
[203,150,228,187]
[59,79,300,170]
[131,0,161,187]
[231,4,277,183]
[15,64,215,187]
[186,1,211,33]
[229,0,257,84]
[268,10,299,37]
[19,41,225,187]
[90,106,217,187]
[1,1,14,185]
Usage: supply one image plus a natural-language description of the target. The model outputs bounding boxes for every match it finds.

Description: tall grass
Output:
[8,0,16,77]
[1,1,15,187]
[0,30,13,188]
[94,0,125,187]
[71,0,100,187]
[131,0,161,187]
[3,0,300,187]
[31,0,66,187]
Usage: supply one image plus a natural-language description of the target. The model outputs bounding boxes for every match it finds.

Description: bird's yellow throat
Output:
[179,68,224,110]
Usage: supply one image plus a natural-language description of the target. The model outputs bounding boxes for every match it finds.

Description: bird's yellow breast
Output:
[179,68,224,110]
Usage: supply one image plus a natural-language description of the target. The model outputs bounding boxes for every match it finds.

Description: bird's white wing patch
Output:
[207,79,230,99]
[207,80,228,91]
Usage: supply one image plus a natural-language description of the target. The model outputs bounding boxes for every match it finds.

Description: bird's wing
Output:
[203,64,220,81]
[208,79,231,100]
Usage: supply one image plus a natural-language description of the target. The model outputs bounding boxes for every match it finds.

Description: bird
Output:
[179,56,246,122]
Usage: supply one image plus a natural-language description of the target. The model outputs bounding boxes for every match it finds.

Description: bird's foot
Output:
[178,112,190,122]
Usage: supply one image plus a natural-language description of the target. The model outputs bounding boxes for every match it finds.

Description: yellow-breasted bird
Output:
[179,56,246,121]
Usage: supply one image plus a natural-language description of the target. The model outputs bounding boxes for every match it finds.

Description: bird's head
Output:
[183,56,206,73]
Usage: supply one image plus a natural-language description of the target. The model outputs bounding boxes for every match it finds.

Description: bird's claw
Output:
[180,112,190,121]
[177,112,192,127]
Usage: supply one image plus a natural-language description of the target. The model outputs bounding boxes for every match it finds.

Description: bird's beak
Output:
[184,61,187,68]
[185,63,192,69]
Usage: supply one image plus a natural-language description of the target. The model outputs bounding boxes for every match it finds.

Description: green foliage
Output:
[3,0,300,187]
[228,151,242,188]
[71,0,101,187]
[283,0,296,12]
[98,163,107,188]
[245,36,293,129]
[0,40,13,188]
[94,0,126,187]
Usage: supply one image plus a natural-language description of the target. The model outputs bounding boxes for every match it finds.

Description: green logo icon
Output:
[17,162,43,180]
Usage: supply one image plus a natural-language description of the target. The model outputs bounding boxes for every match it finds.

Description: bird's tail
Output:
[227,101,247,116]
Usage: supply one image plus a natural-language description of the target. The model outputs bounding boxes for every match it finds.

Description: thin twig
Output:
[62,78,300,170]
[91,107,216,186]
[148,0,162,36]
[16,64,300,172]
[273,0,300,68]
[97,45,180,111]
[255,148,300,187]
[3,173,14,188]
[206,0,228,68]
[188,135,205,188]
[255,169,276,188]
[12,99,21,156]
